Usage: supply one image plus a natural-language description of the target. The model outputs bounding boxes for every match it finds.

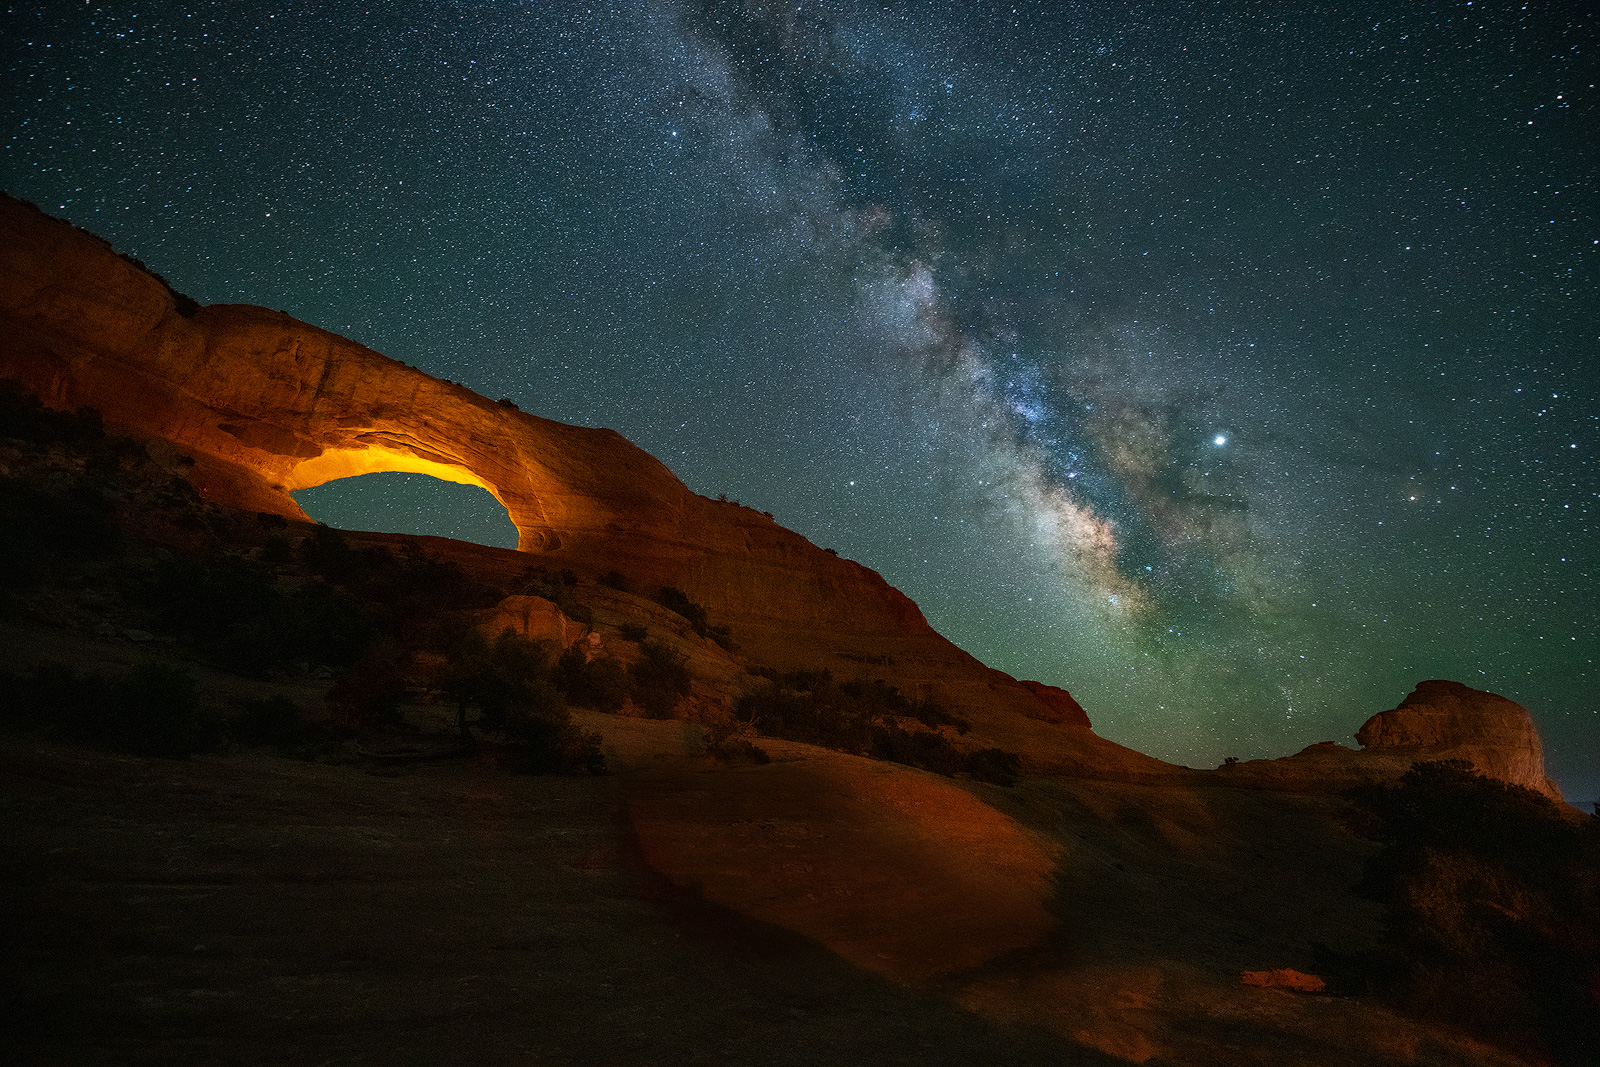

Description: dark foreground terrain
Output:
[2,731,1104,1067]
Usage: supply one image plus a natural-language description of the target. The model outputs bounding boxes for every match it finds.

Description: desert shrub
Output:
[0,379,108,447]
[3,659,214,758]
[618,623,647,642]
[229,694,333,755]
[601,570,629,591]
[0,661,112,736]
[115,661,213,758]
[146,557,376,675]
[629,640,691,718]
[299,522,355,579]
[966,747,1023,787]
[147,556,286,669]
[652,586,709,636]
[869,723,964,776]
[435,627,562,738]
[259,534,293,564]
[1333,761,1600,1065]
[735,670,1013,784]
[516,565,568,602]
[514,566,591,625]
[553,645,629,713]
[736,672,873,752]
[0,483,46,605]
[0,481,121,570]
[368,545,501,621]
[708,734,770,765]
[498,685,605,775]
[432,632,603,774]
[326,638,409,727]
[283,584,379,669]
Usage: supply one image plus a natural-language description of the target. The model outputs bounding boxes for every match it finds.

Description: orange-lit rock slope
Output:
[0,192,1154,773]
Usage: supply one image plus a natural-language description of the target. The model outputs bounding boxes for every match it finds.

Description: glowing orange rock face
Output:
[3,194,1150,770]
[0,191,917,631]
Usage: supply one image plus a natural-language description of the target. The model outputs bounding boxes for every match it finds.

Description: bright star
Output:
[1214,434,1227,446]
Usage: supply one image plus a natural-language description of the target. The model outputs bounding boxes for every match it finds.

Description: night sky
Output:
[4,2,1596,799]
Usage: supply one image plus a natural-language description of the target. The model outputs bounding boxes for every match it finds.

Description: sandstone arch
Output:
[292,468,521,549]
[1,192,1190,777]
[0,191,935,651]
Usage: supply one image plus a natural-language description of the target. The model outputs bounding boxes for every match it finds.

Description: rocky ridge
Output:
[0,191,1566,798]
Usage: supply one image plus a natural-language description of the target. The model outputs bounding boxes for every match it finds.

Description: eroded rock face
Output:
[1355,679,1560,798]
[0,193,1132,772]
[1221,681,1565,802]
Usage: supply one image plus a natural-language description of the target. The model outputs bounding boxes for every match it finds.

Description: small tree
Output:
[327,638,409,727]
[437,628,553,738]
[652,587,709,637]
[553,644,628,713]
[629,640,691,718]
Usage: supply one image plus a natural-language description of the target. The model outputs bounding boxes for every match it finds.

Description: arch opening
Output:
[292,472,520,550]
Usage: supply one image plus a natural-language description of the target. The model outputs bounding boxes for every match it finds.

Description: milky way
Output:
[3,1,1595,797]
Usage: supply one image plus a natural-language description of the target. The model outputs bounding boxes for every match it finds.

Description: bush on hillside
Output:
[1325,760,1600,1066]
[1,659,215,759]
[629,640,691,718]
[229,694,337,756]
[429,626,603,773]
[652,586,709,637]
[326,638,410,727]
[734,670,1015,785]
[553,644,629,713]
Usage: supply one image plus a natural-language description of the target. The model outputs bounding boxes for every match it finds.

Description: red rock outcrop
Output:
[0,193,1140,772]
[1354,679,1561,798]
[479,596,592,651]
[1240,969,1326,993]
[1221,680,1566,802]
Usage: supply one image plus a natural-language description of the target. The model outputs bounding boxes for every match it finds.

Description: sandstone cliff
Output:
[1,192,1161,774]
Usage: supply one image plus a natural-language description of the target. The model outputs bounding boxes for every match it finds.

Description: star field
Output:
[3,1,1595,798]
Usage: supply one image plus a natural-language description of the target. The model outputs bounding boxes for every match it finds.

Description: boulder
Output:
[1354,679,1562,800]
[1240,969,1325,993]
[480,595,589,649]
[1220,680,1567,803]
